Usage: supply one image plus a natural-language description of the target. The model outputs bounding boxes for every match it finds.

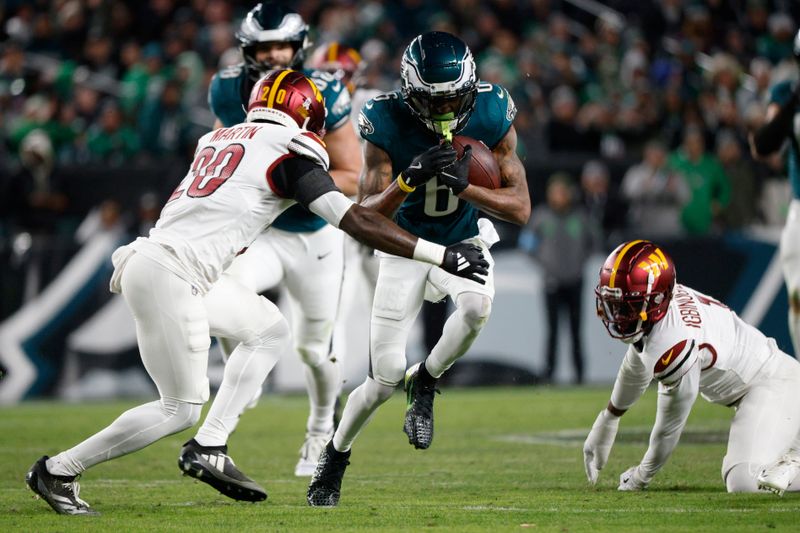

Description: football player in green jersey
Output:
[204,2,363,477]
[751,29,800,359]
[308,31,531,507]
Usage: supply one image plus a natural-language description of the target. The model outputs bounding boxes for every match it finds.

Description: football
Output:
[451,135,501,190]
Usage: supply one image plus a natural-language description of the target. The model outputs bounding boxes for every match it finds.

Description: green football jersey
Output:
[358,82,516,245]
[769,80,800,200]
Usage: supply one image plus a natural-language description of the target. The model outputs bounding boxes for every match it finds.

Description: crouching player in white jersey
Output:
[584,240,800,495]
[24,70,489,515]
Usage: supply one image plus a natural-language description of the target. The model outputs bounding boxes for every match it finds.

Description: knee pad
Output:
[160,397,203,432]
[457,292,492,331]
[723,462,760,493]
[296,317,333,368]
[370,342,406,386]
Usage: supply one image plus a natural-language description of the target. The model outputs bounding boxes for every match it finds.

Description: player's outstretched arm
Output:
[309,192,487,283]
[620,362,700,491]
[456,126,531,226]
[275,154,488,283]
[359,141,456,217]
[325,123,362,197]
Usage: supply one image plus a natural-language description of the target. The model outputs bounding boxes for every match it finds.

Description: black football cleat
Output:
[307,441,351,507]
[403,362,440,449]
[178,439,267,502]
[26,456,99,515]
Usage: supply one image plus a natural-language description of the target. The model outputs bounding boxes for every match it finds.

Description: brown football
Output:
[451,135,501,190]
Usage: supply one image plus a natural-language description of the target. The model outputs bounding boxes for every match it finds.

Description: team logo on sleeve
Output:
[653,339,695,382]
[506,92,517,122]
[358,111,374,135]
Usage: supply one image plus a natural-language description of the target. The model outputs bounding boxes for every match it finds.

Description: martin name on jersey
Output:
[623,284,778,406]
[117,122,330,295]
[358,82,516,245]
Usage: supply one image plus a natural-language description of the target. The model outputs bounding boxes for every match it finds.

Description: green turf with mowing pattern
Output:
[1,387,797,531]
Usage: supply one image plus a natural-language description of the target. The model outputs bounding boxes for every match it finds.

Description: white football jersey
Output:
[633,283,777,405]
[130,122,330,293]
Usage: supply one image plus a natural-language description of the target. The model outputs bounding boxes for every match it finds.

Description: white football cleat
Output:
[757,454,800,496]
[295,431,332,477]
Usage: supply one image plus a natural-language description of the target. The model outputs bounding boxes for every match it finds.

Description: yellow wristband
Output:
[396,173,416,193]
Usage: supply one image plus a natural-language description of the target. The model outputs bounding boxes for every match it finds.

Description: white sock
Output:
[47,398,201,476]
[303,356,341,435]
[425,293,490,378]
[332,377,394,452]
[195,322,287,447]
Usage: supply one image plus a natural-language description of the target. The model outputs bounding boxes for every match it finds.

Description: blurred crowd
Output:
[2,0,800,242]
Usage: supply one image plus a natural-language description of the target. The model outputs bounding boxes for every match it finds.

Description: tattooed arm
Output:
[457,126,531,226]
[358,141,409,218]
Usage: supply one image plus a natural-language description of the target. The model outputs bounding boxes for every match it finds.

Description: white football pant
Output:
[47,251,289,476]
[223,224,345,435]
[722,351,800,492]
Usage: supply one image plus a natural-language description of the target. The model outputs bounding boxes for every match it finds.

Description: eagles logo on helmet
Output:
[236,2,311,78]
[400,31,478,138]
[595,240,676,343]
[246,69,327,137]
[309,42,366,94]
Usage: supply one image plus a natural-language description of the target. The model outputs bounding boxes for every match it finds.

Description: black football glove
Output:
[401,144,457,187]
[441,242,489,284]
[438,145,472,195]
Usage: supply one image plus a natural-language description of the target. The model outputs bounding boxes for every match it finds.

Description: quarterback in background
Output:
[584,240,800,495]
[25,70,489,515]
[750,29,800,359]
[208,3,363,476]
[307,31,530,507]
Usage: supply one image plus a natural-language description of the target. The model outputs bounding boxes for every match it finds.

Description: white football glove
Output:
[583,409,620,485]
[618,465,650,491]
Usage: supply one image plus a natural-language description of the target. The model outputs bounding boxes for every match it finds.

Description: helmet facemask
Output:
[404,86,477,138]
[237,6,310,79]
[400,32,478,138]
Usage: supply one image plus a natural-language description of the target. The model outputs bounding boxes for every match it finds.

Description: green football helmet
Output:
[401,31,478,138]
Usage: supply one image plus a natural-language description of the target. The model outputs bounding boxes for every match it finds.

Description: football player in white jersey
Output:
[584,240,800,495]
[209,4,364,477]
[24,70,488,515]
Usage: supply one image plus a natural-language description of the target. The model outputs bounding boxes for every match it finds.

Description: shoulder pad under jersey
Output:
[209,65,248,127]
[469,82,516,149]
[648,337,698,386]
[289,131,330,171]
[357,91,402,151]
[305,69,352,131]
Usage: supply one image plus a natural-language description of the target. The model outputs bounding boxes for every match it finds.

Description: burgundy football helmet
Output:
[308,42,365,94]
[246,69,327,136]
[595,240,676,342]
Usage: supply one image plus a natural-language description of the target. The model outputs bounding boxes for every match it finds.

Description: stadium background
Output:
[1,0,799,403]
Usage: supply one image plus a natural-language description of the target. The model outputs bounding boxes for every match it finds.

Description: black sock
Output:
[420,361,438,385]
[327,440,349,456]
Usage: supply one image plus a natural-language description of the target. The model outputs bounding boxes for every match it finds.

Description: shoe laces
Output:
[59,476,91,508]
[412,381,439,415]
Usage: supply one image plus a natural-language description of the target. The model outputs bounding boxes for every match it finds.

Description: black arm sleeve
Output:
[753,94,798,156]
[270,156,340,209]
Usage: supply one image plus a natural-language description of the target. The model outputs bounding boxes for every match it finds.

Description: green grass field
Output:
[1,386,797,532]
